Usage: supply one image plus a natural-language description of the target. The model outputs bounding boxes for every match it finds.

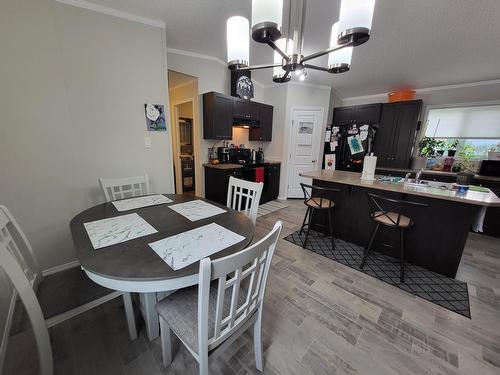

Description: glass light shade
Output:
[252,0,283,29]
[328,22,352,71]
[227,16,249,66]
[273,38,292,80]
[338,0,375,43]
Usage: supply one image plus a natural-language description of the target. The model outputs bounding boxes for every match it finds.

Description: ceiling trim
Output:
[343,78,500,102]
[55,0,166,28]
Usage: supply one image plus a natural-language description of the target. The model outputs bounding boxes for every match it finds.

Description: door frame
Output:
[285,106,325,199]
[171,98,200,195]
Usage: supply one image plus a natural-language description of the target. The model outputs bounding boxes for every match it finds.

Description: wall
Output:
[0,0,174,270]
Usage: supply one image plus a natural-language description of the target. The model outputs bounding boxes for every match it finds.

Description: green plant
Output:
[446,139,460,150]
[418,137,444,157]
[458,144,475,161]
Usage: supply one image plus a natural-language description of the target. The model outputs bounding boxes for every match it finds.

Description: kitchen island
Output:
[300,170,500,278]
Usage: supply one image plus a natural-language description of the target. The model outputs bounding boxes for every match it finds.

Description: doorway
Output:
[287,107,324,198]
[168,71,200,195]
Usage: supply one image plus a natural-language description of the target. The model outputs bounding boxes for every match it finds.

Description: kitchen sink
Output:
[403,179,454,190]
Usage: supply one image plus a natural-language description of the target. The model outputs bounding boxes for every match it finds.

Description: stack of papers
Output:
[168,199,226,221]
[149,223,245,270]
[84,213,157,249]
[112,194,173,212]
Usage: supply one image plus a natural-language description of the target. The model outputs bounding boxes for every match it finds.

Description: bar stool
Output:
[360,193,428,283]
[299,183,340,250]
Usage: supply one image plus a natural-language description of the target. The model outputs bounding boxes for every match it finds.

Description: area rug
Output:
[284,229,471,318]
[257,200,288,218]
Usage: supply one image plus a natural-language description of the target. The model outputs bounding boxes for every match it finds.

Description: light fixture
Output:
[227,16,250,69]
[299,69,307,81]
[328,22,352,73]
[226,0,376,83]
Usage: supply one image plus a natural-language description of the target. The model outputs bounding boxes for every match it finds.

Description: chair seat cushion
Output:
[372,211,411,228]
[305,197,334,209]
[155,281,249,354]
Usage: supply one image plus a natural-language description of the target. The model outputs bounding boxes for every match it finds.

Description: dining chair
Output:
[226,176,263,225]
[99,174,149,202]
[155,221,283,375]
[0,242,53,375]
[299,182,341,250]
[0,205,137,339]
[360,193,428,283]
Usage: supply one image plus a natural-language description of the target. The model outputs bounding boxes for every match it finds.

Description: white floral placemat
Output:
[112,194,173,212]
[149,223,245,270]
[168,199,226,221]
[84,213,157,249]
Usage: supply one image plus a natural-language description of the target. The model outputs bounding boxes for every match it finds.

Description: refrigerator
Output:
[323,123,378,172]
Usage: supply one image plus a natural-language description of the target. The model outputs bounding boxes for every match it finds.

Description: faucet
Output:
[415,168,424,184]
[404,172,412,182]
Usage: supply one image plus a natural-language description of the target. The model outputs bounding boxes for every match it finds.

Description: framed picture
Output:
[145,103,166,131]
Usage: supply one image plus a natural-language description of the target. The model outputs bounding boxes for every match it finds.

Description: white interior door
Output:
[287,108,324,198]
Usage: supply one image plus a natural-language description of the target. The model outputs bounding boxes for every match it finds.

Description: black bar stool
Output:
[299,183,340,250]
[360,193,428,283]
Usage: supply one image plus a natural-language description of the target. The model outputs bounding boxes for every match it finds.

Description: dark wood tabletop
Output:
[70,194,254,282]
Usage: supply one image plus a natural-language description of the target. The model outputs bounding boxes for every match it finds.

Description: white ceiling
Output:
[86,0,500,98]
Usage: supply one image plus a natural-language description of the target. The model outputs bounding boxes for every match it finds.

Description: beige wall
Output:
[0,0,174,270]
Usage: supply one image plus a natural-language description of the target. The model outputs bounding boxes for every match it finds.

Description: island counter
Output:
[299,170,500,278]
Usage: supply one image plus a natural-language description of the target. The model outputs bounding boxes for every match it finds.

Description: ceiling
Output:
[87,0,500,98]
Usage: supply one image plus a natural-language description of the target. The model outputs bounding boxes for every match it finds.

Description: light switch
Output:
[144,137,152,149]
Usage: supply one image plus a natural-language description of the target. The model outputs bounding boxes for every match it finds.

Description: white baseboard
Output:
[42,260,80,277]
[277,195,288,201]
[0,291,17,374]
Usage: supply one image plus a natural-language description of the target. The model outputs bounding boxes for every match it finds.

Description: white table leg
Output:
[122,292,138,340]
[139,292,159,341]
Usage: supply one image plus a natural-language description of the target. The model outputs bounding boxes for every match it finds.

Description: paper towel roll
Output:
[361,154,377,180]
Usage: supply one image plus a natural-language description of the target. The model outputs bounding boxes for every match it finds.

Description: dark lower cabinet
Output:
[204,164,281,206]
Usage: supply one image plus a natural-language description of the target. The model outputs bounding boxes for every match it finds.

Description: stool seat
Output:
[305,198,334,209]
[372,211,411,228]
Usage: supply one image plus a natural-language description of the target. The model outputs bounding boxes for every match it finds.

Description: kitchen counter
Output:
[377,166,500,183]
[300,170,500,207]
[203,160,281,170]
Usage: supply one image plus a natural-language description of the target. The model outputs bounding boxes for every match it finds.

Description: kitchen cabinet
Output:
[232,98,260,120]
[332,103,381,125]
[203,92,233,140]
[261,163,280,203]
[249,104,273,141]
[374,100,422,169]
[204,166,243,204]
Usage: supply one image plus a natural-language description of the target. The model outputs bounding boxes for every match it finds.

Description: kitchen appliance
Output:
[251,149,257,162]
[256,147,265,162]
[325,123,377,172]
[229,148,252,164]
[217,147,230,163]
[479,160,500,177]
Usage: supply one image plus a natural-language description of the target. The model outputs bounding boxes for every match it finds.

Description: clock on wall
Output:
[231,71,254,100]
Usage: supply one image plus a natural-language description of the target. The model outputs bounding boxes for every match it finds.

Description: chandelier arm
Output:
[235,63,282,71]
[303,64,330,72]
[266,39,290,61]
[302,39,355,63]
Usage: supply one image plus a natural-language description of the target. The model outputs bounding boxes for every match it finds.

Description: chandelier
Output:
[226,0,376,82]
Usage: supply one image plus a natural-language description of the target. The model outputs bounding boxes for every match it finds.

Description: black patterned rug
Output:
[284,229,471,318]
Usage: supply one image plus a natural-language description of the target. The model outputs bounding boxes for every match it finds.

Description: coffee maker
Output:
[217,147,230,163]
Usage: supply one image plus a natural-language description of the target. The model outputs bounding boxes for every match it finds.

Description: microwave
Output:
[479,160,500,177]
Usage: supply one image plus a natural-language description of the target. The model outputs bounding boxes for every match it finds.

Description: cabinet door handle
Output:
[312,160,317,163]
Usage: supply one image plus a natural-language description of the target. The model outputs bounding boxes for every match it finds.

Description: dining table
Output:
[70,193,254,340]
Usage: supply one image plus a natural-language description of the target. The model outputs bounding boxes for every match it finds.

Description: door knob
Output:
[312,160,317,163]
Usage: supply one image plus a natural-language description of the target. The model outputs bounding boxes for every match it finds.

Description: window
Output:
[425,105,500,159]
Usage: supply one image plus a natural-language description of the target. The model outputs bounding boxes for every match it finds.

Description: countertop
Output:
[203,161,281,169]
[300,170,500,207]
[377,167,500,183]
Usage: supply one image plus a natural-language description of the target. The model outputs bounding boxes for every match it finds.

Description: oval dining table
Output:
[70,193,254,341]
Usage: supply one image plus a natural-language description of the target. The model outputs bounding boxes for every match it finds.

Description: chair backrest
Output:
[367,193,428,226]
[226,176,263,225]
[300,183,340,208]
[197,221,282,354]
[0,206,42,291]
[99,174,149,202]
[0,243,53,375]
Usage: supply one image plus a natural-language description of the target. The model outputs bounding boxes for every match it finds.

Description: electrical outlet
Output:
[144,137,152,149]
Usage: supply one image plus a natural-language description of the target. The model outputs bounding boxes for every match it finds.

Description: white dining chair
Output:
[0,243,53,375]
[155,221,283,375]
[0,205,137,339]
[226,176,263,225]
[99,174,150,202]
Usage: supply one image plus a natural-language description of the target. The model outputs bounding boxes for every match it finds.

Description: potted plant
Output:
[412,137,444,169]
[454,144,476,175]
[446,139,460,157]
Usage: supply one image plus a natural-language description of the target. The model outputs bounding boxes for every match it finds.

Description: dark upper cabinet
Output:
[232,98,260,120]
[249,104,273,141]
[203,92,233,140]
[332,104,381,125]
[373,100,422,169]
